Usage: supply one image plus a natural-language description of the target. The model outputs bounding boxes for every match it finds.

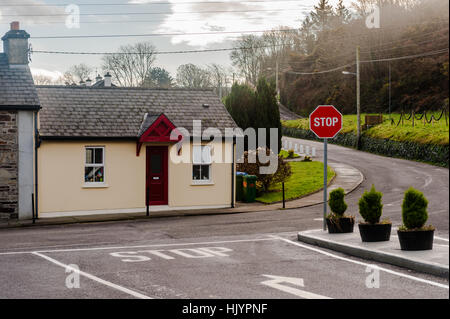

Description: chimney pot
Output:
[104,72,112,87]
[11,22,20,31]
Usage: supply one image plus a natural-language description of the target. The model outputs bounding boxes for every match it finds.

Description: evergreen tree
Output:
[300,16,316,55]
[334,0,352,25]
[225,79,281,152]
[224,83,255,130]
[255,77,282,152]
[310,0,335,33]
[143,67,173,88]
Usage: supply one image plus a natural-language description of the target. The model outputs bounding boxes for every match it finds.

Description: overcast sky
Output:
[0,0,352,81]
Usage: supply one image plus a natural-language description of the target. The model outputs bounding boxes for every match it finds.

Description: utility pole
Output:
[388,62,391,121]
[276,60,279,98]
[356,46,361,150]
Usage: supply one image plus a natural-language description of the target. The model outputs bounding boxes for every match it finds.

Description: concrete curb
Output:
[297,231,449,278]
[0,162,364,230]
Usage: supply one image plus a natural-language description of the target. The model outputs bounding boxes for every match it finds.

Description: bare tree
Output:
[207,63,232,98]
[102,42,157,87]
[63,63,94,85]
[33,75,54,85]
[230,35,265,87]
[176,64,212,88]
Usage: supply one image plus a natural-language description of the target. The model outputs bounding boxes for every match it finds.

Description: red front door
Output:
[146,146,168,205]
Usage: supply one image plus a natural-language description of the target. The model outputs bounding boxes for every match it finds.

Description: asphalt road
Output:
[283,137,449,234]
[0,139,448,299]
[0,232,448,299]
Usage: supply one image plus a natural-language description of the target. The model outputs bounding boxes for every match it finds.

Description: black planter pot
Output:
[397,229,434,251]
[358,223,392,242]
[326,217,354,233]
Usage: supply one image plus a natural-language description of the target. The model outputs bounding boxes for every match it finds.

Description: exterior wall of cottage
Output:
[37,140,234,217]
[0,111,18,219]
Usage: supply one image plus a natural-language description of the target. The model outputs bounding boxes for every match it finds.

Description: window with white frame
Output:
[84,147,105,183]
[192,145,212,182]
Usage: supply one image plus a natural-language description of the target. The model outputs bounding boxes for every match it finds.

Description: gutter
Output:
[231,139,235,208]
[0,105,41,111]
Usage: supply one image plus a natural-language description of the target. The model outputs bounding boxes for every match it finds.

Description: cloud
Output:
[31,67,63,81]
[130,0,312,47]
[0,0,66,25]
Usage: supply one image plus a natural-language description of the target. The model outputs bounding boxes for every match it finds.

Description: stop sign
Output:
[309,105,343,138]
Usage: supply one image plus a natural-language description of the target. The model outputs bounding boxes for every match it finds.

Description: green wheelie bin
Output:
[243,175,257,203]
[236,172,247,202]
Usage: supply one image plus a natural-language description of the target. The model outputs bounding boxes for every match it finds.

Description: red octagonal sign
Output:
[309,105,343,139]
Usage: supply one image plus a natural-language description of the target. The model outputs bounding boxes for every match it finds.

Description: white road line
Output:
[270,235,449,290]
[32,252,152,299]
[0,238,278,256]
[435,236,449,242]
[0,242,120,255]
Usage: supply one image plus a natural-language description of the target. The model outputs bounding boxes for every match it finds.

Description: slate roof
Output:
[36,86,237,138]
[0,53,40,107]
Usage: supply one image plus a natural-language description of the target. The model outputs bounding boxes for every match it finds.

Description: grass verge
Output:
[283,113,449,146]
[255,161,335,204]
[279,149,300,159]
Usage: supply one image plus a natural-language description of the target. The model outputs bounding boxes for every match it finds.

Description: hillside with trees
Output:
[229,0,449,116]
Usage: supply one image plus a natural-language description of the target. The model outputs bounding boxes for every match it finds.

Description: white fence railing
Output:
[282,139,316,157]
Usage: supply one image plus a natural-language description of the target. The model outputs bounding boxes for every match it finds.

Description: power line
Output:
[0,8,310,17]
[360,48,449,63]
[286,48,449,75]
[31,43,292,56]
[0,15,303,26]
[30,28,299,39]
[360,37,449,55]
[0,0,309,6]
[359,27,449,52]
[279,26,449,65]
[286,63,355,75]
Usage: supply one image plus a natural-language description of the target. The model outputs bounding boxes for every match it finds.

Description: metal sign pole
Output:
[323,138,328,231]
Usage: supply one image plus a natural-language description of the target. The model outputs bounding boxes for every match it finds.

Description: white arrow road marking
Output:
[261,274,332,299]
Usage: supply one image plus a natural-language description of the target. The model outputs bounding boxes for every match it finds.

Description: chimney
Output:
[1,21,30,65]
[104,72,112,87]
[79,80,86,87]
[86,78,92,87]
[95,74,102,83]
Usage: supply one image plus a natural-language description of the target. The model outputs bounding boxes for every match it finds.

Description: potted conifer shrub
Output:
[398,187,435,251]
[326,188,354,233]
[358,185,392,242]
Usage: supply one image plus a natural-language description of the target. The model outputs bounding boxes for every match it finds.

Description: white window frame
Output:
[83,146,107,187]
[192,145,213,185]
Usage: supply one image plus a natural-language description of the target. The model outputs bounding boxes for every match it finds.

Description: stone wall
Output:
[0,111,18,219]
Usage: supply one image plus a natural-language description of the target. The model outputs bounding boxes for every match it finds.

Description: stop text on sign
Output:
[313,117,339,127]
[309,105,343,139]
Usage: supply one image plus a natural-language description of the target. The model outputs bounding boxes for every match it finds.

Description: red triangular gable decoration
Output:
[136,113,183,156]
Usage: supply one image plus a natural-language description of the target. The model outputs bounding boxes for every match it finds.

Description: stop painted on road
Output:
[110,247,233,262]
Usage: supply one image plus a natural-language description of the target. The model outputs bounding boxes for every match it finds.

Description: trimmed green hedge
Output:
[282,127,449,167]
